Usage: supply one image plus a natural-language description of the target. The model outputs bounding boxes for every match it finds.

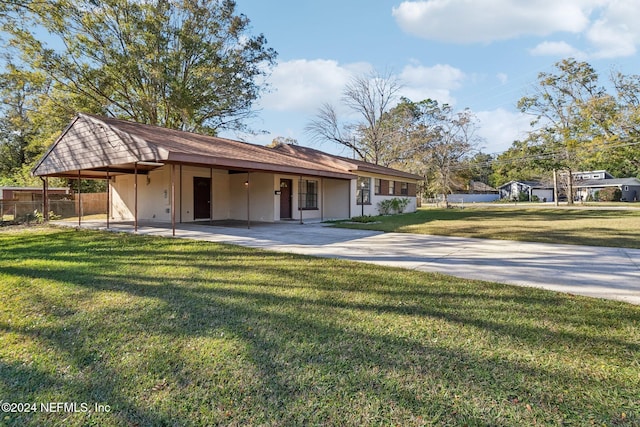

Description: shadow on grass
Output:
[1,228,639,426]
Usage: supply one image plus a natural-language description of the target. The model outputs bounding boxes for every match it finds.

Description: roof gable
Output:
[32,115,166,176]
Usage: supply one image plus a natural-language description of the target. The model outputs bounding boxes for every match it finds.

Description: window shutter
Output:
[380,180,389,195]
[394,181,401,196]
[408,183,417,197]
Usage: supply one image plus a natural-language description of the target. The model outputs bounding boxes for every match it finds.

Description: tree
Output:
[386,98,480,205]
[517,58,610,204]
[3,0,277,135]
[420,105,480,205]
[306,70,402,165]
[464,152,495,187]
[0,66,48,185]
[267,136,298,148]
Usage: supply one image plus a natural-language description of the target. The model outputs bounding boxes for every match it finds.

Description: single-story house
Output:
[498,180,554,202]
[31,114,422,231]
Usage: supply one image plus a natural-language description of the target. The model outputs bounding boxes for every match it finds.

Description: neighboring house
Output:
[499,171,640,202]
[498,180,554,202]
[31,114,422,229]
[574,176,640,202]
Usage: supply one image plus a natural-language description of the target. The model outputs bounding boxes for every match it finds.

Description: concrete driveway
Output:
[60,220,640,305]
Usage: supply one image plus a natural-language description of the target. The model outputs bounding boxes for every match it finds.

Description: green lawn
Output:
[337,207,640,249]
[1,227,639,426]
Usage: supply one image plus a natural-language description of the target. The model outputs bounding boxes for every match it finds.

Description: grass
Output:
[0,227,639,426]
[335,206,640,249]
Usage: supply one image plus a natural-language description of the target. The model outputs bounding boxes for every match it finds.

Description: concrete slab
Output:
[55,220,640,305]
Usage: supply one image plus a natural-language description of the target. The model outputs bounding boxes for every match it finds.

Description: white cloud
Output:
[260,59,465,113]
[587,0,640,58]
[529,41,585,57]
[392,0,640,60]
[392,0,594,43]
[475,108,532,153]
[496,73,508,84]
[399,63,465,104]
[260,59,371,113]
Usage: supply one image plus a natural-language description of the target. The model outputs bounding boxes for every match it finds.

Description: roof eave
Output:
[166,152,356,180]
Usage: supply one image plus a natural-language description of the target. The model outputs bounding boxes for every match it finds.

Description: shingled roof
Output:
[272,143,423,181]
[32,114,357,180]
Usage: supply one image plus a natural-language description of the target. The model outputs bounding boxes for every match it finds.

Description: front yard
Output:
[0,227,638,426]
[336,206,640,249]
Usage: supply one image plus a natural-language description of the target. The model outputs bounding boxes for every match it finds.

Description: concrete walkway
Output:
[57,220,640,305]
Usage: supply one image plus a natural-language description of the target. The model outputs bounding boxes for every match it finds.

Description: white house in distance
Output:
[31,114,422,231]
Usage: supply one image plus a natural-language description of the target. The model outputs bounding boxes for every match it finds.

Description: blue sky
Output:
[224,0,640,156]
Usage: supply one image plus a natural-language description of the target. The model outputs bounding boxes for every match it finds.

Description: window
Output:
[298,179,318,209]
[400,182,409,195]
[624,186,629,191]
[357,177,371,205]
[388,180,395,195]
[375,179,381,195]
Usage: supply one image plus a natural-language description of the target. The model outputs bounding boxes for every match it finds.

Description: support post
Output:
[171,164,176,237]
[134,162,138,232]
[210,167,213,225]
[246,172,251,229]
[299,176,303,225]
[78,170,82,227]
[106,168,110,229]
[179,165,183,223]
[42,177,49,222]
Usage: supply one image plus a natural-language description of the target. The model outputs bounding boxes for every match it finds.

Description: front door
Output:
[193,177,211,219]
[280,179,292,219]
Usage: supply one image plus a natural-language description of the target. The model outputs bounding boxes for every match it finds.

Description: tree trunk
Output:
[567,168,574,205]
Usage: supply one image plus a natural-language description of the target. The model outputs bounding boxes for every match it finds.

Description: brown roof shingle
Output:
[33,114,422,183]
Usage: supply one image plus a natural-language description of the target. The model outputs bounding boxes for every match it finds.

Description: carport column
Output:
[171,164,176,237]
[299,175,303,225]
[106,168,110,229]
[42,177,49,222]
[134,162,138,232]
[179,165,183,223]
[77,170,82,227]
[246,172,251,229]
[210,167,213,225]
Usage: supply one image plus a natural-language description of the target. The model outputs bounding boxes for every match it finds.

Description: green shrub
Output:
[597,187,622,202]
[350,215,378,223]
[377,197,411,215]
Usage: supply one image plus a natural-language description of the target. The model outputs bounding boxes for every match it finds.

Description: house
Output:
[31,114,422,230]
[498,180,554,202]
[498,171,640,203]
[572,171,640,202]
